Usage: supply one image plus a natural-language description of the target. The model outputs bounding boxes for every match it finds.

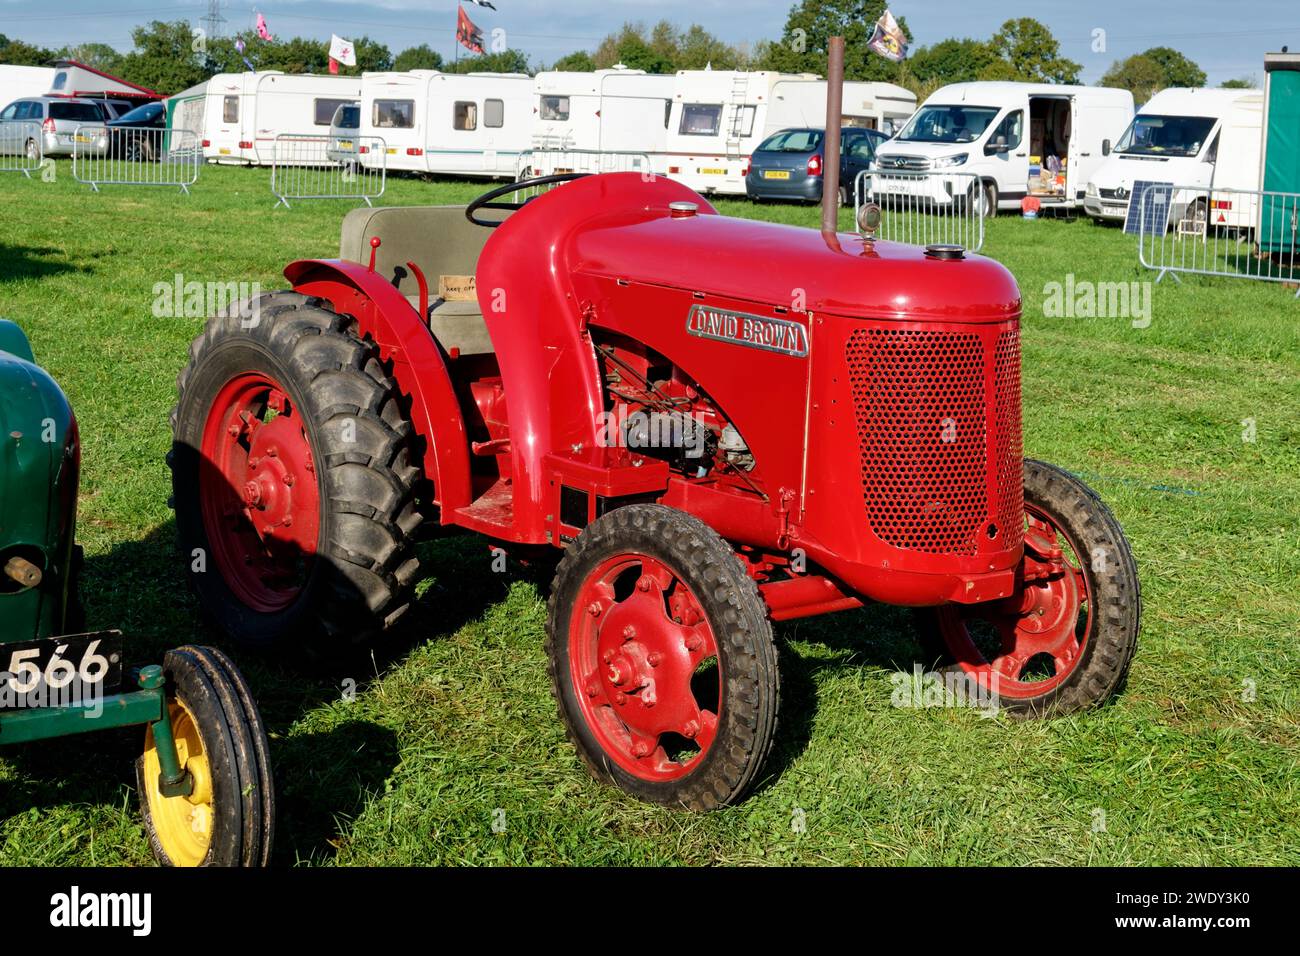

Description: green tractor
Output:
[0,320,274,866]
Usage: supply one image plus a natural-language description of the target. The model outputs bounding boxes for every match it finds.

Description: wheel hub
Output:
[571,557,720,780]
[199,374,321,612]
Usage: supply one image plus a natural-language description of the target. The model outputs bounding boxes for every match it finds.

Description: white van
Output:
[663,70,917,195]
[1084,87,1263,228]
[529,68,675,175]
[873,82,1134,215]
[203,72,361,165]
[359,70,532,178]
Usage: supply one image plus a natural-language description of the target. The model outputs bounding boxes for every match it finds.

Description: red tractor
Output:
[169,171,1140,810]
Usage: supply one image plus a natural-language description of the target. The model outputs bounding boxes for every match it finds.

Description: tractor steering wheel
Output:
[465,173,590,228]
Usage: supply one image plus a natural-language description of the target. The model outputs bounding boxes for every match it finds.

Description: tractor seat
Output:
[405,296,494,356]
[340,203,502,356]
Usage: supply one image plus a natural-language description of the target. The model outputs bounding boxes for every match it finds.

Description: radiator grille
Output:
[847,326,1022,556]
[994,329,1025,548]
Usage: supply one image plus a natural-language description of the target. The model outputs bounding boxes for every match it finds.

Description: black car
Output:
[745,126,889,204]
[107,100,166,161]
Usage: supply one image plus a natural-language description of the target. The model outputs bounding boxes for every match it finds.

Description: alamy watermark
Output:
[1043,274,1152,328]
[152,274,262,327]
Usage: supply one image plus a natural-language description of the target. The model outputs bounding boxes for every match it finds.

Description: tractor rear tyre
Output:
[170,291,421,653]
[546,504,780,810]
[138,645,274,867]
[915,459,1140,717]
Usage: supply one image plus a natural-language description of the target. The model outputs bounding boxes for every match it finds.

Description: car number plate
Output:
[701,167,726,176]
[74,133,93,144]
[0,631,124,710]
[338,140,353,149]
[218,147,231,155]
[763,170,791,180]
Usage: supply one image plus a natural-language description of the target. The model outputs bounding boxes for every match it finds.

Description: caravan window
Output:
[223,96,239,123]
[680,104,722,136]
[454,101,478,131]
[730,105,756,138]
[374,99,415,129]
[484,98,504,128]
[1115,114,1216,158]
[664,100,672,128]
[540,95,569,121]
[51,72,67,92]
[313,98,353,126]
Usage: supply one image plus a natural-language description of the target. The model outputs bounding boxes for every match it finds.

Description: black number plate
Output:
[0,630,125,710]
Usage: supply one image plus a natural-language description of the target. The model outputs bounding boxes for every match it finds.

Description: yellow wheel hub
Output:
[142,699,214,867]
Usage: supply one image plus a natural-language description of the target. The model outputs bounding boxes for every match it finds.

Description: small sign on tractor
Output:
[0,320,273,865]
[168,40,1140,811]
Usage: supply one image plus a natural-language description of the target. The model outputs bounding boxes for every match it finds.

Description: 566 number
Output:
[3,640,112,693]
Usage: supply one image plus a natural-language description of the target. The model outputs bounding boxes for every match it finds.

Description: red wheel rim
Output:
[199,372,321,613]
[569,554,722,782]
[936,504,1092,699]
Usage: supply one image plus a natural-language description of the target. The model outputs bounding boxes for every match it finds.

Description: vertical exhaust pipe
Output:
[821,35,846,236]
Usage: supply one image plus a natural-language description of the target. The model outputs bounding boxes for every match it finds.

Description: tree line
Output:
[0,0,1258,100]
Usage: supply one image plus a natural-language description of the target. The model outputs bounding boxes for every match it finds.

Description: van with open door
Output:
[872,82,1134,216]
[1084,87,1263,228]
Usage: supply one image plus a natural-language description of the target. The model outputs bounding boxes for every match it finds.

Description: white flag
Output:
[329,34,357,67]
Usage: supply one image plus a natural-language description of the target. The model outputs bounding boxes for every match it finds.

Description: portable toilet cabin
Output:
[1258,52,1300,253]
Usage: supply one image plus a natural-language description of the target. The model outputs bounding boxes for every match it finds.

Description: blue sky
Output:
[0,0,1291,85]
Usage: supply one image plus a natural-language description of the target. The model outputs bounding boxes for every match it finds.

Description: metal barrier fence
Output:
[1135,183,1300,296]
[854,168,985,253]
[270,133,386,209]
[517,149,656,180]
[0,120,44,177]
[71,125,201,193]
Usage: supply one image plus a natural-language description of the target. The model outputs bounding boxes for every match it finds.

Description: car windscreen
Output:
[334,105,360,129]
[756,129,822,152]
[897,105,999,144]
[49,102,105,123]
[116,103,163,125]
[1115,114,1216,158]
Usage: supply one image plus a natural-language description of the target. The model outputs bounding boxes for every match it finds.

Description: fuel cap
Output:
[925,243,965,260]
[669,201,698,218]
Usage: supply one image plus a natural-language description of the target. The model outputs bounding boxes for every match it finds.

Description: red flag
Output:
[457,4,485,55]
[329,57,339,74]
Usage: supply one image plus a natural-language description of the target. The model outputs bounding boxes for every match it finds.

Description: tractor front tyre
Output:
[546,504,781,810]
[138,645,274,867]
[170,291,421,653]
[915,459,1140,717]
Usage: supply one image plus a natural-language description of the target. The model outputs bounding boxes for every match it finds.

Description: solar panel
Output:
[1123,181,1174,236]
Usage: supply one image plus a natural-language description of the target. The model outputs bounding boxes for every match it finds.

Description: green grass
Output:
[0,163,1297,866]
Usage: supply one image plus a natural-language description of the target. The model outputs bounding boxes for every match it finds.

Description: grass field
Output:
[0,161,1296,866]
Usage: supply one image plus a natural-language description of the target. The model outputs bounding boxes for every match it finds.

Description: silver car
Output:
[0,96,109,158]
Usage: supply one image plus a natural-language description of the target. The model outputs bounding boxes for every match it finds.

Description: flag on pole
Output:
[256,13,274,42]
[329,34,356,74]
[867,9,908,62]
[456,4,485,55]
[466,0,497,8]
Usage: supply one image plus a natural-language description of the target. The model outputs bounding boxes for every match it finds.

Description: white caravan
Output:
[663,70,917,195]
[1084,87,1263,228]
[873,82,1134,215]
[0,66,57,109]
[529,68,676,175]
[358,70,532,178]
[202,72,361,165]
